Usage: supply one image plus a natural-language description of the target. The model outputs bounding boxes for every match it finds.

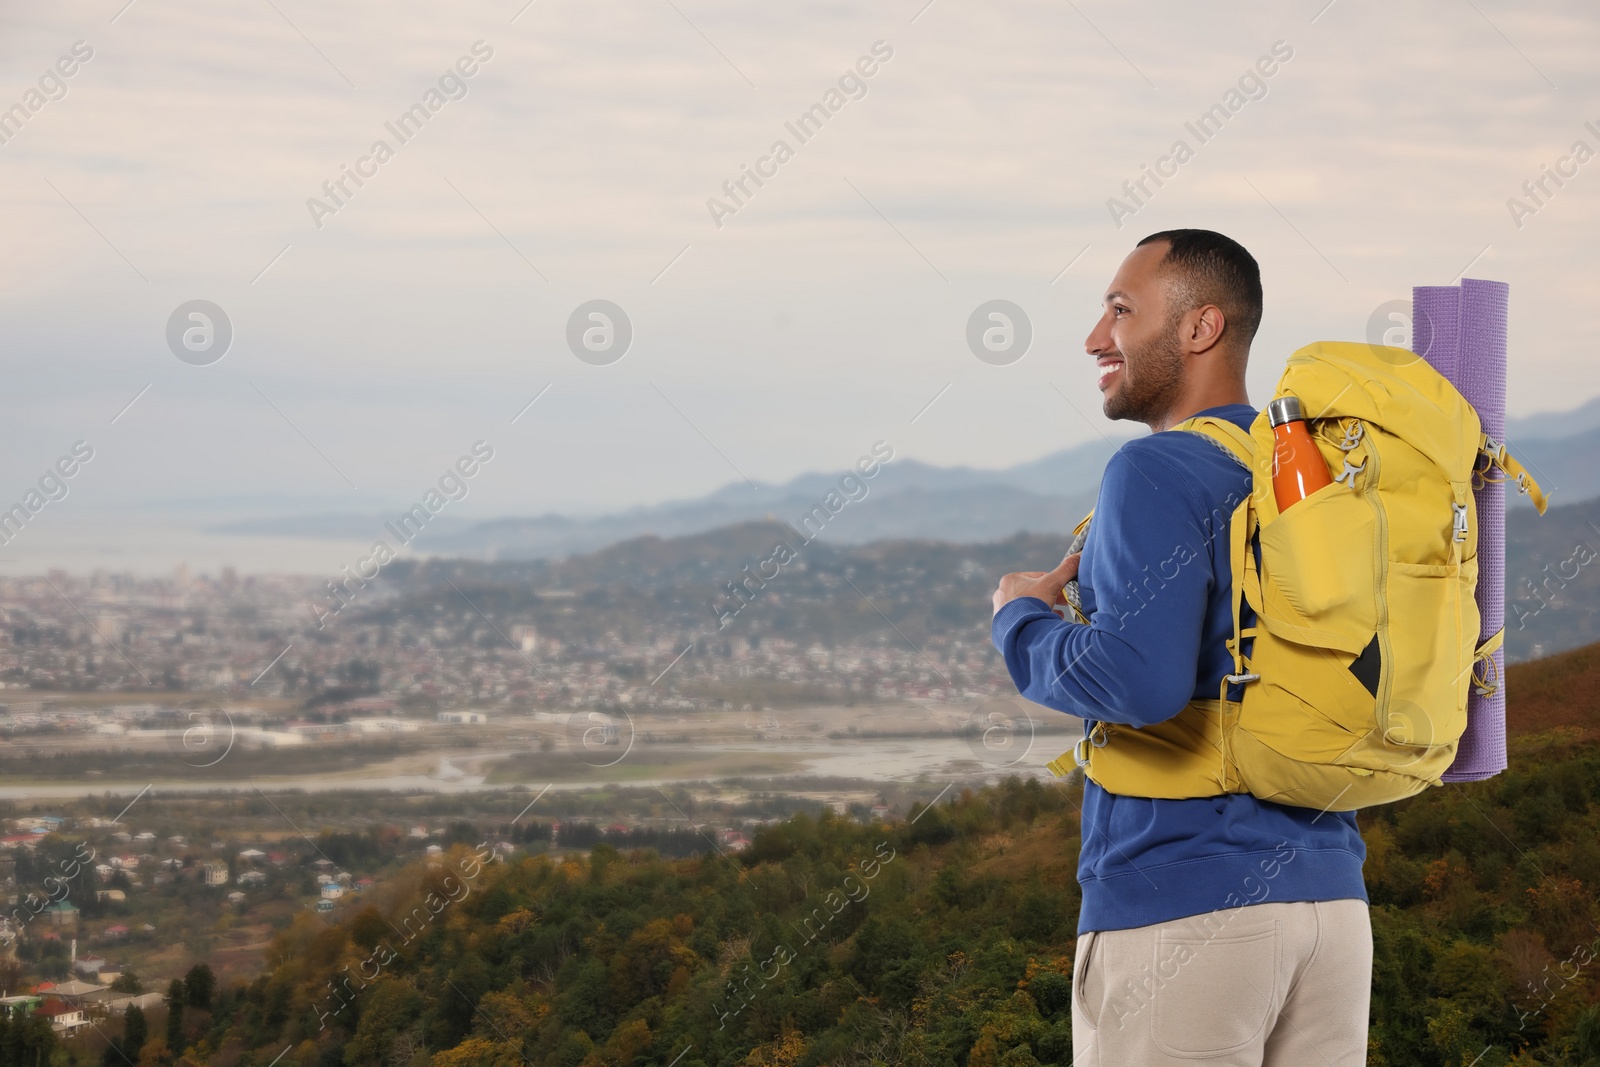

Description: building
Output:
[72,953,108,977]
[42,902,77,931]
[37,1000,87,1035]
[436,710,488,724]
[39,979,106,1006]
[201,862,229,886]
[0,995,40,1020]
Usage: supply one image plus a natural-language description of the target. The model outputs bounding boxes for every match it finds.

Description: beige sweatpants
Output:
[1071,899,1371,1066]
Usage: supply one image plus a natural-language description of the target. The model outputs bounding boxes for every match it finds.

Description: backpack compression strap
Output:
[1478,434,1548,514]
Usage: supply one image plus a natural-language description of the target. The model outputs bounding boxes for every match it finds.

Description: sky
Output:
[1,0,1597,573]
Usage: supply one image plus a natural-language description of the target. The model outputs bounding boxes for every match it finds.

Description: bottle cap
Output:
[1267,396,1304,427]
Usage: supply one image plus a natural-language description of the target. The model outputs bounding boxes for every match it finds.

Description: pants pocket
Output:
[1152,924,1279,1056]
[1072,930,1100,1031]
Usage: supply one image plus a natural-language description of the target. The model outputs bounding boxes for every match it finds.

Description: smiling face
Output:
[1084,241,1189,428]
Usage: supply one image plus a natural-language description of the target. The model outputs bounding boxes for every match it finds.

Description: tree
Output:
[341,982,425,1067]
[125,1005,149,1053]
[7,1014,56,1067]
[112,971,144,994]
[165,980,186,1053]
[181,965,214,1011]
[0,955,23,998]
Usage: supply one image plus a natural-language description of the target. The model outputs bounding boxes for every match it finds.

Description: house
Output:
[0,833,46,849]
[0,995,40,1020]
[227,891,246,904]
[37,999,87,1035]
[94,864,114,882]
[319,884,344,900]
[314,899,334,913]
[201,862,229,886]
[102,924,130,941]
[237,871,266,886]
[436,711,487,724]
[96,890,126,903]
[132,832,155,844]
[237,849,266,864]
[72,954,108,977]
[39,979,105,1005]
[42,901,77,931]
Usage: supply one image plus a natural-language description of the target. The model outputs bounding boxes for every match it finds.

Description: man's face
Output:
[1084,242,1187,425]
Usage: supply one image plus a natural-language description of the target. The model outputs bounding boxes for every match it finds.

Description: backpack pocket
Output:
[1380,560,1476,759]
[1255,478,1376,658]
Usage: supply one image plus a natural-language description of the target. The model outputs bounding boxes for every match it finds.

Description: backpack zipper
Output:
[1363,430,1396,722]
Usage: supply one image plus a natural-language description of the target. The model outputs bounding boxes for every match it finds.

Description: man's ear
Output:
[1185,304,1227,355]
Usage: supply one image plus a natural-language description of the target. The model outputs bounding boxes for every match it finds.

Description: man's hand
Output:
[992,552,1081,616]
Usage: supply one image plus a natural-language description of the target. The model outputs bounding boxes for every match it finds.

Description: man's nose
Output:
[1085,314,1113,357]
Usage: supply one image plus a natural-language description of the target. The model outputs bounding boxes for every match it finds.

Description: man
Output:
[990,230,1370,1065]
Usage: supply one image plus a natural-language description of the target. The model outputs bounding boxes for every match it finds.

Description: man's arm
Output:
[989,446,1212,727]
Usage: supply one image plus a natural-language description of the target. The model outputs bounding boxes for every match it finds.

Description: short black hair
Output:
[1136,229,1263,350]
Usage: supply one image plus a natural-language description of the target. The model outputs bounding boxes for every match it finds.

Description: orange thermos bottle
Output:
[1267,396,1332,511]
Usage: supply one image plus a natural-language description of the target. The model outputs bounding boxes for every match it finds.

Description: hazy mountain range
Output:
[211,397,1600,563]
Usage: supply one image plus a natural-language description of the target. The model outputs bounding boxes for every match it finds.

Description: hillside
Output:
[155,645,1600,1067]
[349,492,1599,667]
[1506,639,1600,735]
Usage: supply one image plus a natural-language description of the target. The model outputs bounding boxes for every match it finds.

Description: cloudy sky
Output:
[1,0,1596,572]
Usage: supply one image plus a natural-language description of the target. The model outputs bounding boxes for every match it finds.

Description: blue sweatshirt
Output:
[991,404,1367,934]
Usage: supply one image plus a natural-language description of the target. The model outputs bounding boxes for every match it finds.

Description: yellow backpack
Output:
[1046,341,1547,811]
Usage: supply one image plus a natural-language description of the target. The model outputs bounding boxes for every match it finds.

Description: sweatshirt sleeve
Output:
[989,444,1214,727]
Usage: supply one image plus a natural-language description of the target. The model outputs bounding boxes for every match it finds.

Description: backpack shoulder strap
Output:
[1174,415,1257,469]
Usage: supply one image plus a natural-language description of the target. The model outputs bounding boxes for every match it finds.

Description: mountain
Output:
[1504,394,1600,441]
[1506,494,1600,662]
[209,438,1126,561]
[205,403,1596,561]
[1504,424,1600,510]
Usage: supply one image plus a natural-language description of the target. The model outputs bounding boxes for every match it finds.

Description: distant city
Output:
[0,536,1023,723]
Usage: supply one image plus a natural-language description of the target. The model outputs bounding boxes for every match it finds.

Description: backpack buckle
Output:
[1074,722,1111,767]
[1334,457,1365,488]
[1224,672,1260,684]
[1336,420,1364,451]
[1452,503,1469,542]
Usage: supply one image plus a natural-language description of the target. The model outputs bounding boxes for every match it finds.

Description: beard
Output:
[1102,318,1186,425]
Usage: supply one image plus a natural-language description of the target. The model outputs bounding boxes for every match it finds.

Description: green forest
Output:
[118,645,1600,1067]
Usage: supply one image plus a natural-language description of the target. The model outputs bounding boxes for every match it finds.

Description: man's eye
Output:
[1113,306,1129,316]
